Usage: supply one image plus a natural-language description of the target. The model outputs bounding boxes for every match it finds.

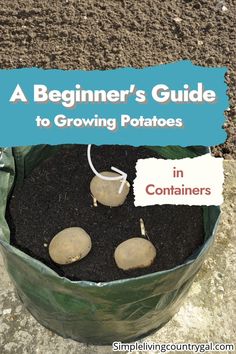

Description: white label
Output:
[134,155,224,206]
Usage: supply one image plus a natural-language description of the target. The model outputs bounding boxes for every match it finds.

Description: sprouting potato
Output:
[114,237,156,271]
[90,171,130,207]
[49,227,92,265]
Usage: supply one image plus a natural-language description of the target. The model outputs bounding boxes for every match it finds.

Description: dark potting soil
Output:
[8,145,204,282]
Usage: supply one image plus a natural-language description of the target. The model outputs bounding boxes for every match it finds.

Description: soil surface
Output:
[8,145,204,282]
[0,0,235,158]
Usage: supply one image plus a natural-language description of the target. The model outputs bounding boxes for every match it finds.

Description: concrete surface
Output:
[0,161,235,354]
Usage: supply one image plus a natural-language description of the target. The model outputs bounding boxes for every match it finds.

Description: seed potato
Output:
[90,171,130,207]
[114,237,156,271]
[49,227,92,265]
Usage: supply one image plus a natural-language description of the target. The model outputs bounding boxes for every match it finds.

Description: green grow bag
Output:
[0,145,220,345]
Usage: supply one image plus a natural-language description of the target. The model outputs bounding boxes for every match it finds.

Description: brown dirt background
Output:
[0,0,235,158]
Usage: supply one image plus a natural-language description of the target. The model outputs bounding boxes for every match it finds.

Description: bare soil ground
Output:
[0,0,235,158]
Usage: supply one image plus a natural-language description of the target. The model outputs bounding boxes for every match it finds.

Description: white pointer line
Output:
[87,144,128,194]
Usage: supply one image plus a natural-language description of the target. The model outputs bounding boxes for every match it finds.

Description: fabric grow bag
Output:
[0,145,220,345]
